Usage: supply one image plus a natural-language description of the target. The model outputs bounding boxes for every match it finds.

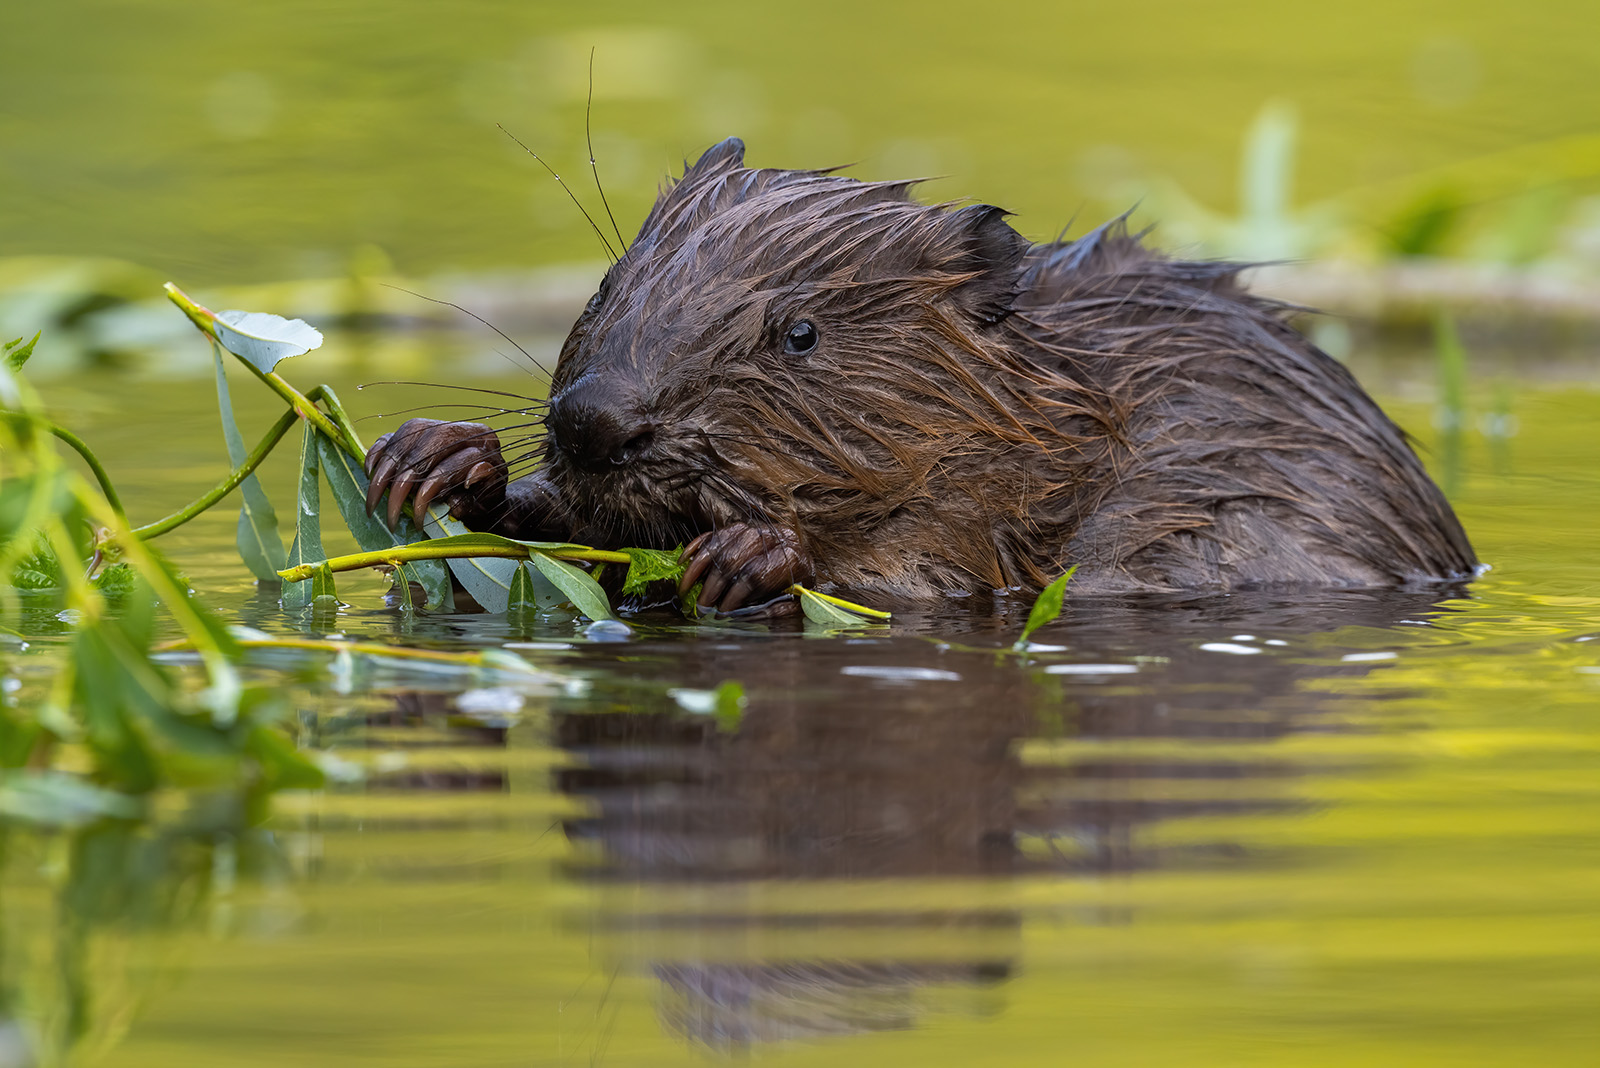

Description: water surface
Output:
[4,348,1599,1066]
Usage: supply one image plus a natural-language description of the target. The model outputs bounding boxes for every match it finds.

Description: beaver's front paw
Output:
[678,524,813,616]
[365,418,508,530]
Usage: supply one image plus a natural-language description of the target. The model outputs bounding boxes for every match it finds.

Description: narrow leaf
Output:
[280,423,325,609]
[507,562,538,611]
[526,551,615,621]
[1012,565,1078,652]
[421,510,544,613]
[212,342,285,581]
[793,584,887,626]
[314,434,452,610]
[311,561,337,603]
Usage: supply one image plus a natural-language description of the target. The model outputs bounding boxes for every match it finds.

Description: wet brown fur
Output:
[532,138,1476,596]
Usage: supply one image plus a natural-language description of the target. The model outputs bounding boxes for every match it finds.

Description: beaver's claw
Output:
[364,418,508,530]
[678,524,813,616]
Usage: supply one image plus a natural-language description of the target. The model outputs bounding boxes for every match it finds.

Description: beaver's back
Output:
[1006,222,1477,592]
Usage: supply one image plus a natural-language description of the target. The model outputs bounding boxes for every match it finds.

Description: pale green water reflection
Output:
[1,348,1597,1066]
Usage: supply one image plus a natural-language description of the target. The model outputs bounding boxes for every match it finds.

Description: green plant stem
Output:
[305,384,366,458]
[133,409,298,540]
[279,542,630,583]
[165,283,359,457]
[43,423,125,520]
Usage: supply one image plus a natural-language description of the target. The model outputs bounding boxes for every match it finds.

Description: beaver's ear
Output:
[686,136,746,178]
[948,204,1028,324]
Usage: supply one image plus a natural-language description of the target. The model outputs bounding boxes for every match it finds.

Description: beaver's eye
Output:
[783,320,820,356]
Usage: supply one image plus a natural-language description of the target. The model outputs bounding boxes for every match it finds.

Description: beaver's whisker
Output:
[377,287,552,380]
[359,402,526,423]
[359,380,549,404]
[497,123,618,264]
[585,48,627,252]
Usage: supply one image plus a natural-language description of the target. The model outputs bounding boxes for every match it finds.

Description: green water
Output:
[2,344,1597,1066]
[3,1,1599,280]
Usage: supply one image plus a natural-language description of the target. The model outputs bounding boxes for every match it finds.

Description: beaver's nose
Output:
[546,384,656,472]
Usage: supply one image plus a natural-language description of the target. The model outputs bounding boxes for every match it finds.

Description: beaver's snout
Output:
[546,382,656,471]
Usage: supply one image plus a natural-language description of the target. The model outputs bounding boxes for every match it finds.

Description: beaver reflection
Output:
[554,589,1464,1048]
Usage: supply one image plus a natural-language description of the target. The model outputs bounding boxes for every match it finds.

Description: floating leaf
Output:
[3,331,40,372]
[212,342,285,582]
[527,551,614,622]
[314,434,452,610]
[1012,566,1078,652]
[792,584,891,626]
[622,546,686,595]
[280,424,325,610]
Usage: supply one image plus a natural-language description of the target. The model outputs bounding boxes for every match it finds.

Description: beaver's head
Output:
[539,136,1036,556]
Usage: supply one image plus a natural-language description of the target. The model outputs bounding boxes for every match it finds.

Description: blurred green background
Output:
[3,0,1599,282]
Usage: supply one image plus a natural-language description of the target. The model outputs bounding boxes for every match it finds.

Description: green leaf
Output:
[314,433,452,610]
[793,584,891,626]
[392,563,416,611]
[212,342,286,582]
[526,551,614,621]
[311,561,337,604]
[1012,566,1078,652]
[507,561,538,611]
[71,623,167,791]
[280,423,325,610]
[211,309,323,374]
[90,561,137,600]
[621,546,686,595]
[3,331,40,372]
[419,511,560,613]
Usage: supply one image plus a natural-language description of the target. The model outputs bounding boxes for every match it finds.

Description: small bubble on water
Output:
[584,619,633,642]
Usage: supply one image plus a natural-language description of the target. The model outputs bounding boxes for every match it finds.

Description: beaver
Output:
[363,136,1477,614]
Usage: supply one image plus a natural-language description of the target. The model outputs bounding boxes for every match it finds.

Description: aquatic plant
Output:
[1,333,322,826]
